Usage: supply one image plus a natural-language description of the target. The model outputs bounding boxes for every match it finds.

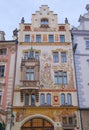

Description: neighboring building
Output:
[0,31,17,129]
[0,31,5,41]
[72,4,89,130]
[13,5,80,130]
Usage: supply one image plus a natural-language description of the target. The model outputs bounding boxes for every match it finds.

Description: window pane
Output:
[63,72,67,84]
[63,117,67,124]
[53,52,59,62]
[60,35,65,42]
[67,93,72,105]
[31,94,35,106]
[26,68,34,80]
[86,41,89,49]
[40,94,45,105]
[69,117,73,124]
[36,35,41,42]
[35,52,39,60]
[41,19,48,25]
[25,35,30,42]
[46,94,51,105]
[61,52,67,62]
[0,65,5,77]
[54,72,58,84]
[61,93,65,105]
[58,71,63,84]
[25,94,29,106]
[0,48,7,55]
[24,52,29,59]
[49,35,54,42]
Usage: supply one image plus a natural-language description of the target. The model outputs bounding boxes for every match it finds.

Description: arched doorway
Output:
[21,117,54,130]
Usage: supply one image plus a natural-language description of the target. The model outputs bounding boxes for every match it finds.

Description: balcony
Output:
[20,80,39,90]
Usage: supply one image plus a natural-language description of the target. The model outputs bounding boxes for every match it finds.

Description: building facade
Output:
[72,4,89,130]
[13,5,80,130]
[0,31,17,129]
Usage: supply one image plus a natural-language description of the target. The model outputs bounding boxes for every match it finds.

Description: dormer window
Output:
[41,18,49,28]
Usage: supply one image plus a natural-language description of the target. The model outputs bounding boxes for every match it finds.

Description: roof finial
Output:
[21,17,25,23]
[29,47,34,59]
[65,17,68,24]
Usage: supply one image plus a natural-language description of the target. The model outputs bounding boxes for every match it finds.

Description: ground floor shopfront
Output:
[10,107,80,130]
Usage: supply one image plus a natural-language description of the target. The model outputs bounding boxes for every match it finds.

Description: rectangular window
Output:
[31,94,35,106]
[48,35,54,42]
[26,68,34,80]
[35,52,39,60]
[61,52,67,62]
[68,117,73,124]
[24,52,29,59]
[62,117,67,124]
[63,72,67,84]
[0,48,7,55]
[25,94,29,106]
[53,52,59,62]
[60,35,65,42]
[54,71,67,84]
[25,35,30,42]
[36,35,41,42]
[86,41,89,49]
[0,65,5,77]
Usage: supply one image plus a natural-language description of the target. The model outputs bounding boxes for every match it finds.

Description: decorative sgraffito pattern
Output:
[40,52,54,88]
[15,107,77,123]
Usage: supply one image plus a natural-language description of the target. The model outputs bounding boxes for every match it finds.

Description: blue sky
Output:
[0,0,89,40]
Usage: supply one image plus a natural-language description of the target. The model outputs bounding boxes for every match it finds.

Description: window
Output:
[61,93,65,105]
[24,52,29,59]
[61,52,67,62]
[31,94,35,106]
[62,117,67,124]
[25,35,30,42]
[48,35,54,42]
[0,48,7,55]
[26,68,34,80]
[40,94,45,105]
[0,65,5,77]
[86,41,89,49]
[67,93,72,105]
[60,35,65,42]
[62,117,74,125]
[25,94,29,106]
[36,35,41,42]
[54,71,67,84]
[53,52,59,62]
[46,93,51,105]
[63,72,67,84]
[41,19,48,25]
[0,90,2,105]
[35,52,39,60]
[69,117,73,124]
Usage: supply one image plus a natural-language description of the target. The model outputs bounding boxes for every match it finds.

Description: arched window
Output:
[41,18,48,25]
[46,93,51,105]
[67,93,72,105]
[40,93,45,105]
[61,93,65,105]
